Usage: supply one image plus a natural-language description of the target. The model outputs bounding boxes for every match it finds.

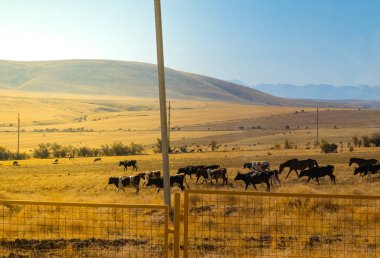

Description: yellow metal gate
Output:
[183,190,380,257]
[0,200,169,257]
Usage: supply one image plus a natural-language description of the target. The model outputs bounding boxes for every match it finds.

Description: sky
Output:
[0,0,380,85]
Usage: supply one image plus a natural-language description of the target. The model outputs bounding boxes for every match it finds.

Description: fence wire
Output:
[0,200,168,258]
[184,190,380,258]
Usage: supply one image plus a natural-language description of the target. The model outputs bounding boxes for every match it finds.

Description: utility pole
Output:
[17,113,20,154]
[154,0,171,211]
[316,107,319,145]
[168,101,171,151]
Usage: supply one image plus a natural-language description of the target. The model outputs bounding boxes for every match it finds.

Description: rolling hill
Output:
[0,59,378,108]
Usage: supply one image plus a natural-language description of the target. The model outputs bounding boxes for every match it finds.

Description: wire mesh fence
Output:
[183,190,380,258]
[0,200,168,257]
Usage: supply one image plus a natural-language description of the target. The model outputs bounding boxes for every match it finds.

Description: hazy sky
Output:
[1,0,380,85]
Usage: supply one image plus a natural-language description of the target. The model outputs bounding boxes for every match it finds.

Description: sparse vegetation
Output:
[210,140,218,151]
[284,139,293,149]
[153,138,162,153]
[0,146,28,160]
[320,140,338,153]
[33,142,145,158]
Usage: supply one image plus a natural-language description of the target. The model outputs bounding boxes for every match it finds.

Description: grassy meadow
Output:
[0,90,379,201]
[0,90,379,257]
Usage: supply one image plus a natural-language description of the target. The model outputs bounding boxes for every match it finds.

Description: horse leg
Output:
[306,177,311,184]
[275,173,281,186]
[316,177,320,185]
[253,184,258,191]
[295,170,299,177]
[265,181,270,192]
[285,169,292,179]
[245,183,249,190]
[155,188,161,195]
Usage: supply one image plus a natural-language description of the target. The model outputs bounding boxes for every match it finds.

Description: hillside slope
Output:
[0,59,375,108]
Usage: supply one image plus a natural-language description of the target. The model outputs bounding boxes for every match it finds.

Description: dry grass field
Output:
[0,90,380,257]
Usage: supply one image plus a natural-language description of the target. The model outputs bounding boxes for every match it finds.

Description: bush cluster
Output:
[33,142,144,159]
[320,140,338,153]
[352,133,380,147]
[0,146,28,160]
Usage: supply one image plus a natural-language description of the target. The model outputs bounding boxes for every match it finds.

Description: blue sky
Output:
[0,0,379,85]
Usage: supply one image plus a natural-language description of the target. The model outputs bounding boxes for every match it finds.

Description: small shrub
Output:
[371,132,380,147]
[284,139,293,149]
[362,136,371,147]
[210,140,218,151]
[320,140,338,153]
[154,138,162,153]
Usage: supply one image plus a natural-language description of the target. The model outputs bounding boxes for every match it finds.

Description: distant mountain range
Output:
[229,81,380,101]
[0,59,379,108]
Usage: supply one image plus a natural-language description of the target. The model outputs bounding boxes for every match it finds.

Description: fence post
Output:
[174,192,181,258]
[183,191,188,258]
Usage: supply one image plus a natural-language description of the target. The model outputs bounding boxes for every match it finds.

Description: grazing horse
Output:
[93,158,101,162]
[13,161,19,166]
[349,157,379,167]
[119,160,138,171]
[279,158,318,179]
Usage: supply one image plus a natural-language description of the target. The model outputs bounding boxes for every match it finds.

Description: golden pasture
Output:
[0,90,379,202]
[0,90,379,257]
[1,90,379,154]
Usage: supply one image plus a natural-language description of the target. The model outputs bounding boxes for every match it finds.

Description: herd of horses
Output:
[108,157,380,194]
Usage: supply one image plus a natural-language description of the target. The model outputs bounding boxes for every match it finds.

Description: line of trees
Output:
[352,133,380,148]
[0,146,28,161]
[33,141,144,159]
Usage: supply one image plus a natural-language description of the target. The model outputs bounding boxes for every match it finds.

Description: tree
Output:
[154,138,162,153]
[34,143,50,159]
[210,140,218,151]
[111,141,130,156]
[361,136,371,147]
[130,142,144,155]
[320,140,338,153]
[284,139,293,149]
[371,132,380,147]
[352,136,360,147]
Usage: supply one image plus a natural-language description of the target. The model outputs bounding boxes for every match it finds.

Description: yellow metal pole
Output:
[183,191,189,258]
[173,192,181,257]
[154,0,171,211]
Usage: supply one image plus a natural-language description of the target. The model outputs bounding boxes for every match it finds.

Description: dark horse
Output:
[119,160,138,171]
[349,157,379,167]
[279,158,318,179]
